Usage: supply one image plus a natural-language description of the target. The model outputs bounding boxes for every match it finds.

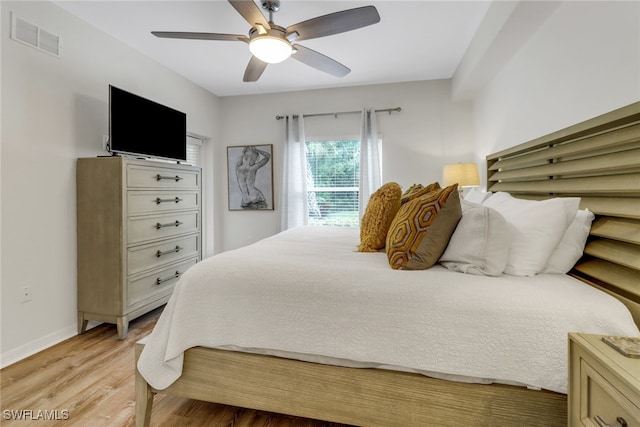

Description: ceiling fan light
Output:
[249,36,292,64]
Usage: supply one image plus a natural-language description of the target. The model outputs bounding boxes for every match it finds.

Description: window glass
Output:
[305,140,359,227]
[186,135,203,166]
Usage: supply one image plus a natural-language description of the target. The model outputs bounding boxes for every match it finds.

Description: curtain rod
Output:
[275,107,401,120]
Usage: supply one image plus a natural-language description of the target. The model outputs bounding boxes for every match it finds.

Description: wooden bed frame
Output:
[135,101,640,426]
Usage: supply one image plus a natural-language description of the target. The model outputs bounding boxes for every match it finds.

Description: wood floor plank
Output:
[1,308,352,426]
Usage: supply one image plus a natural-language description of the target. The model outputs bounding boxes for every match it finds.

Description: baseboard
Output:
[0,321,99,369]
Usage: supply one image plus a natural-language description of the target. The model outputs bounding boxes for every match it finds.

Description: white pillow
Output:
[440,205,510,276]
[460,199,479,212]
[542,209,595,274]
[464,188,492,205]
[482,192,580,276]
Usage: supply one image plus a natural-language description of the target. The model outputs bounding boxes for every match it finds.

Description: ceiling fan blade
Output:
[228,0,270,30]
[291,44,350,77]
[286,6,380,42]
[152,31,248,42]
[243,56,268,82]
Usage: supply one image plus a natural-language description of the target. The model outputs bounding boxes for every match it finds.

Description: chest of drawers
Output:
[77,157,201,339]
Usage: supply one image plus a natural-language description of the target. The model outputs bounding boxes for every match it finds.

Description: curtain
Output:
[280,114,308,231]
[359,108,382,218]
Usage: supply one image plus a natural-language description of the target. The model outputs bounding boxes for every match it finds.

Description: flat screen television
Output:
[109,85,187,162]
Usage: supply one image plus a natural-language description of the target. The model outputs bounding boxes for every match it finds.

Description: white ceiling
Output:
[54,0,492,97]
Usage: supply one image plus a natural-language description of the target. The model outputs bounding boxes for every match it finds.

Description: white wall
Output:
[216,80,474,251]
[0,1,221,366]
[469,0,640,185]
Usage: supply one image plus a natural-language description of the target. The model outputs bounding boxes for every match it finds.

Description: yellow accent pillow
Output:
[358,182,403,252]
[386,184,461,270]
[401,182,441,204]
[401,184,423,202]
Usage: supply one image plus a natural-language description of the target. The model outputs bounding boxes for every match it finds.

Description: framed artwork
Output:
[227,144,274,210]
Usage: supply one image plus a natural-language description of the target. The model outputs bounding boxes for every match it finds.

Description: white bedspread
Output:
[138,226,639,394]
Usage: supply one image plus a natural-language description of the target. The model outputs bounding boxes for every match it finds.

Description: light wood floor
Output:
[1,308,352,426]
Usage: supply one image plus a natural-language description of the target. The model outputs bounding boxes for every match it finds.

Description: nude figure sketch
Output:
[228,145,273,210]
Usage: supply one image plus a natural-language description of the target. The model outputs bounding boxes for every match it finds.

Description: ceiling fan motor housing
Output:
[249,24,287,40]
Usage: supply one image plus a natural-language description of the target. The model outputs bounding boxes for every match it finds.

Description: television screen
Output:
[109,85,187,162]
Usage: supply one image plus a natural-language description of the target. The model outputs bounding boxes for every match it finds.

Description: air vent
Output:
[10,13,61,58]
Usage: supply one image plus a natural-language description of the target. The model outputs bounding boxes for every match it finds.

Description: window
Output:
[186,134,203,166]
[305,139,360,227]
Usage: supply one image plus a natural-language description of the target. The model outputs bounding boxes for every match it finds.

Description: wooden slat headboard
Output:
[486,101,640,327]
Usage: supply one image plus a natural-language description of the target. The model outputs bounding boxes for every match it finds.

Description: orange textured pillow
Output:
[401,181,441,204]
[358,182,402,252]
[386,184,461,270]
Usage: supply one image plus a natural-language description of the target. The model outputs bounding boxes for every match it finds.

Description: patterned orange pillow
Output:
[386,184,461,270]
[400,181,441,204]
[358,182,402,252]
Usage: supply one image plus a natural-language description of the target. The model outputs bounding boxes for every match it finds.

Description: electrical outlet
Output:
[19,286,32,303]
[102,135,109,151]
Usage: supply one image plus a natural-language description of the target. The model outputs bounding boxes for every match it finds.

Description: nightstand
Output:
[569,333,640,427]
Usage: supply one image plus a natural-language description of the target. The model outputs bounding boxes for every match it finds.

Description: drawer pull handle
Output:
[595,416,628,427]
[156,220,183,230]
[156,246,183,258]
[155,197,183,204]
[156,271,180,285]
[156,174,183,182]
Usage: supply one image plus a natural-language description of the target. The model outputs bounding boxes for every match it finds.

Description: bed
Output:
[135,101,640,427]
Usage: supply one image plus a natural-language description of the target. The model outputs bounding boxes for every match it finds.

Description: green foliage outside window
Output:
[305,140,360,227]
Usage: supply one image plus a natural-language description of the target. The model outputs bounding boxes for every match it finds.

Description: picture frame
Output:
[227,144,274,210]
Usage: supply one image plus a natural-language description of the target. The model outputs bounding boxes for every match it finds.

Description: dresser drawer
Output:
[127,164,199,189]
[579,356,640,427]
[128,211,199,244]
[127,234,200,276]
[127,190,199,215]
[127,257,198,307]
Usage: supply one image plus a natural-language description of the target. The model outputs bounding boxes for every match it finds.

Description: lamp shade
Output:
[442,163,480,187]
[249,36,292,64]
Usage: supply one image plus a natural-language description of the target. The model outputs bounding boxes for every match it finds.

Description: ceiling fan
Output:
[152,0,380,82]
